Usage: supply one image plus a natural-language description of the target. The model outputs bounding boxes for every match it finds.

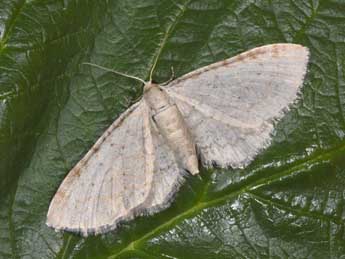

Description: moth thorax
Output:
[144,84,171,113]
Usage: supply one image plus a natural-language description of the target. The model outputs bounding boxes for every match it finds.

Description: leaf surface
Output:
[1,0,345,258]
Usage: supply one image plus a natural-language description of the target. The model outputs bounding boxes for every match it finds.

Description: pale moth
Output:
[47,43,309,236]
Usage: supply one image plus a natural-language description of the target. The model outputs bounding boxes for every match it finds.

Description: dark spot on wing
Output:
[272,44,280,57]
[55,190,66,201]
[71,165,81,177]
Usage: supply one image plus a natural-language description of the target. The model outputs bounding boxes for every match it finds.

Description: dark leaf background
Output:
[1,0,345,258]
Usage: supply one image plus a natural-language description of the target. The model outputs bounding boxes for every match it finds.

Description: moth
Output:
[47,44,309,236]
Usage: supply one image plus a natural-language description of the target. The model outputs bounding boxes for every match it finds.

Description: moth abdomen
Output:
[152,104,199,175]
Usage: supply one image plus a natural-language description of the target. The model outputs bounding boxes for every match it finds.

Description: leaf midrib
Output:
[148,0,192,81]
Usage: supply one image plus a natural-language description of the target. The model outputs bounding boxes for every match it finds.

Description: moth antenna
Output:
[83,62,146,85]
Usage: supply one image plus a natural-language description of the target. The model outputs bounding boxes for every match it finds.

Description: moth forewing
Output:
[46,102,156,236]
[164,43,309,168]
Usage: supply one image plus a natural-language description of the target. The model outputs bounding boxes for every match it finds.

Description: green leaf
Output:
[1,0,345,258]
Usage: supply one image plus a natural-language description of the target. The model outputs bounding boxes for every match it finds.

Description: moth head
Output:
[143,82,159,92]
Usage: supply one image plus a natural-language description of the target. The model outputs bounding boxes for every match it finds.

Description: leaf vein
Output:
[248,192,342,224]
